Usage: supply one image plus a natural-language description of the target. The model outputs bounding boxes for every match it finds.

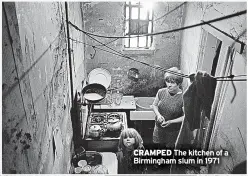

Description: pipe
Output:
[65,2,74,106]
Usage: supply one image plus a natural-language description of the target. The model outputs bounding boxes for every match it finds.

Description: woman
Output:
[152,67,184,149]
[116,128,147,174]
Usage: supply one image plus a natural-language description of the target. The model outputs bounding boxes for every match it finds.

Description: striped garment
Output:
[152,88,183,147]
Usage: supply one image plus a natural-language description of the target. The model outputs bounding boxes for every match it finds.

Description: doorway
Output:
[195,29,222,149]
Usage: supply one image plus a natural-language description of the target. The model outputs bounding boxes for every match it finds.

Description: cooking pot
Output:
[82,83,107,103]
[106,118,123,131]
[89,125,104,138]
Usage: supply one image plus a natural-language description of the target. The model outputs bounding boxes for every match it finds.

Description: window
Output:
[124,1,154,49]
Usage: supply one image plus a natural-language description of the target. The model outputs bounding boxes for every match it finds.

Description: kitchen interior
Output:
[2,1,247,174]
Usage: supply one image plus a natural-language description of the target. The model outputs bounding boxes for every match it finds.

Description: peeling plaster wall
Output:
[82,2,184,96]
[180,2,246,174]
[2,2,85,174]
[180,2,246,76]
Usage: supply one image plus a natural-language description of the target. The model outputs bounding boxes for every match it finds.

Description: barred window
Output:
[124,1,154,49]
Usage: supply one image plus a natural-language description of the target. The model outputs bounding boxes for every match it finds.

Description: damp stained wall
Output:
[2,2,86,174]
[180,2,246,174]
[82,2,185,96]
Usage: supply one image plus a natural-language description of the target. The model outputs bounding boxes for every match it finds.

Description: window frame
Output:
[123,2,154,50]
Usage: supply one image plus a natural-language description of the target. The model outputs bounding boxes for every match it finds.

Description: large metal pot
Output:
[82,83,107,103]
[89,125,103,138]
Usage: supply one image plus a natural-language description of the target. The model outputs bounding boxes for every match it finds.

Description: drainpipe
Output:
[65,2,74,106]
[80,2,87,82]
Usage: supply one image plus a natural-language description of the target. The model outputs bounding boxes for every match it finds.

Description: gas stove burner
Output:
[107,113,122,121]
[91,114,106,123]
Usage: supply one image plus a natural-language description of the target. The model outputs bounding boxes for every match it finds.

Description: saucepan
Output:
[82,83,107,103]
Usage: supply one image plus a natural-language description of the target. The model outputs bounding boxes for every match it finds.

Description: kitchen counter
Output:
[94,95,136,110]
[100,152,118,174]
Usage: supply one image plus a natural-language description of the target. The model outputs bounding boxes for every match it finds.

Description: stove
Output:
[84,112,127,152]
[85,112,127,139]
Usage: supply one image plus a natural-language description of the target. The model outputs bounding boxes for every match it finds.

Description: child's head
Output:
[118,128,143,150]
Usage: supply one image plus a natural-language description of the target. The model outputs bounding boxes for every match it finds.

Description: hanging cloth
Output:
[183,71,217,130]
[170,71,217,174]
[174,71,217,148]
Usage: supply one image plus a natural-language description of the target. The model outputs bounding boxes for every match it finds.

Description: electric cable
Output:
[68,10,246,39]
[68,8,246,79]
[84,32,189,78]
[70,36,188,78]
[69,37,247,81]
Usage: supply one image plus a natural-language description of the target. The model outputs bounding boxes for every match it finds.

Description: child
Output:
[116,128,147,174]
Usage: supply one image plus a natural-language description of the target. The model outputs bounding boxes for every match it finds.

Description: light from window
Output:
[124,1,153,49]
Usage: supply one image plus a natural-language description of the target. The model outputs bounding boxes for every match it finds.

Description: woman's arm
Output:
[152,90,164,123]
[161,116,184,127]
[170,116,184,123]
[152,105,162,120]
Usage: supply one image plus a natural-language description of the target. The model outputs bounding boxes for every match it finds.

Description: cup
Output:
[115,92,123,105]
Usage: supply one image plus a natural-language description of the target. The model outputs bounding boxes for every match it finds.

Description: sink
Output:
[130,111,156,120]
[72,151,102,167]
[130,97,156,120]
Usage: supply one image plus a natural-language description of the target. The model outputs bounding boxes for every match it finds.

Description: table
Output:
[100,152,118,174]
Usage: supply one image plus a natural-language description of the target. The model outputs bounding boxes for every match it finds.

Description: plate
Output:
[88,68,111,89]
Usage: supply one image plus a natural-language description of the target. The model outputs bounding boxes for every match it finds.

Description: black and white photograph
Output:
[2,1,247,174]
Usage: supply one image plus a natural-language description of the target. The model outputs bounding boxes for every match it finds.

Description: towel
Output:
[183,71,217,131]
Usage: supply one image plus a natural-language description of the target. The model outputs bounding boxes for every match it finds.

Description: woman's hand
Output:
[157,115,165,123]
[161,120,172,128]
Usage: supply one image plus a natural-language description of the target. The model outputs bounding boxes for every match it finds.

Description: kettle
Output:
[106,118,123,131]
[89,125,104,138]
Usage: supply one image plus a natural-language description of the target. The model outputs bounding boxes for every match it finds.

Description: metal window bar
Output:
[151,10,154,47]
[125,2,153,48]
[128,2,131,48]
[146,9,149,48]
[137,2,140,47]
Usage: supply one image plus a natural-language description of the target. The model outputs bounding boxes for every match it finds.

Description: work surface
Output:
[94,96,136,110]
[100,152,118,174]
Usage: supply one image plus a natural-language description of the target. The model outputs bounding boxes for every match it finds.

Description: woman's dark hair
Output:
[164,67,183,85]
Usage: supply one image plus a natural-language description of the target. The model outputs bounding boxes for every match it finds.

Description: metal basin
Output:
[135,97,155,111]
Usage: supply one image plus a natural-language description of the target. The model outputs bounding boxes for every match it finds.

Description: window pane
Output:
[148,36,151,47]
[125,21,129,34]
[130,37,137,47]
[138,36,146,48]
[140,8,148,20]
[126,7,129,19]
[124,38,129,48]
[139,21,148,34]
[148,21,152,33]
[131,8,138,19]
[149,10,153,20]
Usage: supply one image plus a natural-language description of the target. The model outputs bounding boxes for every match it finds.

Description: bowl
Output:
[74,167,82,174]
[78,160,87,167]
[82,165,92,173]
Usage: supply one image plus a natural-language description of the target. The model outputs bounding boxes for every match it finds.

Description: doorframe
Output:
[197,25,244,150]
